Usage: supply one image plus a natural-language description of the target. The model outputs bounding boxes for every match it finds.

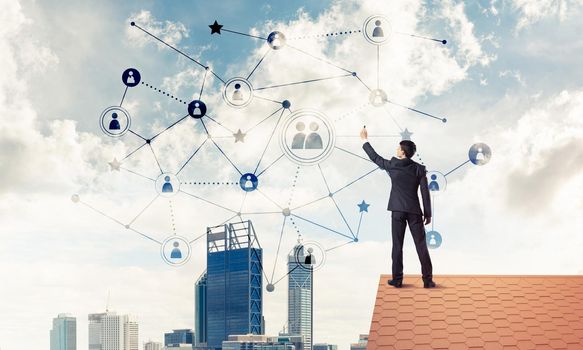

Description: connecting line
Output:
[205,114,235,134]
[355,74,372,92]
[150,114,190,141]
[332,167,380,195]
[254,95,283,105]
[270,216,288,282]
[333,102,370,123]
[78,199,162,245]
[317,164,332,193]
[377,46,380,90]
[201,120,243,176]
[120,167,156,182]
[444,159,471,177]
[291,214,354,240]
[336,135,400,138]
[148,144,164,174]
[381,104,404,132]
[286,44,353,74]
[254,73,353,91]
[121,143,148,161]
[247,47,272,80]
[272,264,299,286]
[290,195,329,211]
[239,192,247,214]
[128,129,148,141]
[356,211,364,239]
[176,138,209,175]
[189,231,208,245]
[256,188,284,211]
[325,240,355,252]
[256,154,285,177]
[199,68,209,100]
[431,193,435,231]
[179,189,238,214]
[239,210,283,215]
[334,146,373,164]
[120,86,128,107]
[394,31,447,45]
[287,29,362,40]
[131,23,225,84]
[245,107,283,134]
[253,108,286,174]
[386,99,446,123]
[128,194,160,226]
[317,164,355,238]
[222,28,267,40]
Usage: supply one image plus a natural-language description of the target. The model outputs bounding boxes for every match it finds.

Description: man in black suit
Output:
[360,127,435,288]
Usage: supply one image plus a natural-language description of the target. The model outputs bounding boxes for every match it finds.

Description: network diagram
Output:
[73,14,491,291]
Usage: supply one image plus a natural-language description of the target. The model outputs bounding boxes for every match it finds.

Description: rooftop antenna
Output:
[106,290,111,312]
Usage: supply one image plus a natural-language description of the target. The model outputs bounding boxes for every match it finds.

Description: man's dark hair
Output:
[399,140,416,158]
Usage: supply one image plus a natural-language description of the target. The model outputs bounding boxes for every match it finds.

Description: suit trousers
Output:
[391,211,433,281]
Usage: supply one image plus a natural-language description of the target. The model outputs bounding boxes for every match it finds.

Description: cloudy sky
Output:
[1,0,583,348]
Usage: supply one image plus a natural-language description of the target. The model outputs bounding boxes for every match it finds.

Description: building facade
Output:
[144,341,162,350]
[194,272,207,347]
[222,335,294,350]
[88,311,139,350]
[349,334,368,350]
[50,313,77,350]
[164,329,194,347]
[206,220,263,349]
[312,344,336,350]
[287,244,313,350]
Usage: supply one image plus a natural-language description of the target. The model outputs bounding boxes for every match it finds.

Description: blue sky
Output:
[1,0,583,349]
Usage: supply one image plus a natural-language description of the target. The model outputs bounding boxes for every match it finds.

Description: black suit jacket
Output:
[363,142,431,217]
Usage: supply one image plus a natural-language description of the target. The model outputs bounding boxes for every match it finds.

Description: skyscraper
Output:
[194,272,207,347]
[164,329,194,347]
[50,313,77,350]
[88,311,139,350]
[206,220,263,349]
[144,341,162,350]
[288,243,313,350]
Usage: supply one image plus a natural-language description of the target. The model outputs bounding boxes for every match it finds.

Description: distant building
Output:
[50,313,77,350]
[287,242,313,350]
[349,334,368,350]
[312,344,337,350]
[144,341,162,350]
[88,311,139,350]
[272,334,304,350]
[194,272,207,347]
[206,221,263,349]
[222,335,294,350]
[164,329,194,347]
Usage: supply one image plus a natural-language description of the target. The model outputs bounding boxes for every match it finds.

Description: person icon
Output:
[232,83,244,101]
[429,174,440,191]
[374,90,384,104]
[372,20,384,37]
[476,147,485,162]
[192,102,202,116]
[291,122,306,149]
[126,70,135,85]
[305,122,323,149]
[244,175,254,189]
[304,247,315,265]
[170,241,182,259]
[272,33,282,47]
[162,176,174,193]
[429,234,437,246]
[108,112,121,130]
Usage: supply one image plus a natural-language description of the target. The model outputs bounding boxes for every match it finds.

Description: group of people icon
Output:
[291,121,323,149]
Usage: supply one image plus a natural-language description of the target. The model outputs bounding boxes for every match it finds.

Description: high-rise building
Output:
[312,344,336,350]
[287,243,313,350]
[144,341,162,350]
[164,329,194,347]
[88,311,139,350]
[206,220,263,349]
[194,272,207,347]
[50,313,77,350]
[349,334,368,350]
[272,334,304,350]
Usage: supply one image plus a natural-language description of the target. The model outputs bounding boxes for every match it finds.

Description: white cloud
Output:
[125,10,189,49]
[512,0,583,30]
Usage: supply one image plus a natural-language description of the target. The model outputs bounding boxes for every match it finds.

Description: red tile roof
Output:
[367,275,583,350]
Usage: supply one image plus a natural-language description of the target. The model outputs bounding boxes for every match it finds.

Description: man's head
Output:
[397,140,416,159]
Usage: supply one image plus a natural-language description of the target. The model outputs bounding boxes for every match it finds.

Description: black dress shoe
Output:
[423,280,436,288]
[388,279,403,288]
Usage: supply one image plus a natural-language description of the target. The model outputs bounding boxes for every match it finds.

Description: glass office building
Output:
[165,329,194,347]
[206,220,263,349]
[288,244,313,350]
[50,313,77,350]
[195,271,208,347]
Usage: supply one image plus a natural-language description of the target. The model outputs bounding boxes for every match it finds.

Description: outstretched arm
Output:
[360,127,392,171]
[420,168,432,224]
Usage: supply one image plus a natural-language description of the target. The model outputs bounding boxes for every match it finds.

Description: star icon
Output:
[233,129,246,143]
[209,20,223,35]
[400,128,414,141]
[357,200,370,213]
[108,158,121,171]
